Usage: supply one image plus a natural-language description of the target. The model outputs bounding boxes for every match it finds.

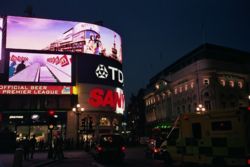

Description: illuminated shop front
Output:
[0,15,124,146]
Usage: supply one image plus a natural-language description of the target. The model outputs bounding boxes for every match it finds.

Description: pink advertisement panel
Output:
[9,52,72,83]
[6,16,122,63]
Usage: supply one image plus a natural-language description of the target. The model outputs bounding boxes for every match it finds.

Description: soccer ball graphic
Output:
[95,64,109,79]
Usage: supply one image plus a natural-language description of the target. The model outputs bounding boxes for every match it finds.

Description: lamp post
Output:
[196,104,206,114]
[72,104,84,149]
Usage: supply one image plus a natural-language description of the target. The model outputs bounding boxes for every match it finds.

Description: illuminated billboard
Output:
[77,55,123,88]
[0,85,73,95]
[0,17,2,60]
[78,84,125,114]
[9,52,72,83]
[6,16,122,63]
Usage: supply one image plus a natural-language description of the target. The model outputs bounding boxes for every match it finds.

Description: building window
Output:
[204,92,209,97]
[238,81,243,88]
[100,117,111,126]
[205,101,211,110]
[174,88,178,95]
[185,84,188,91]
[203,78,209,85]
[229,80,234,87]
[182,105,185,113]
[179,87,182,93]
[192,123,202,139]
[188,104,191,112]
[191,82,194,89]
[177,107,181,115]
[220,79,226,86]
[112,119,119,126]
[193,103,197,109]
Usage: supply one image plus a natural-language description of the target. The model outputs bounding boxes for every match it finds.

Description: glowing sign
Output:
[9,52,72,83]
[0,85,73,95]
[6,16,122,63]
[77,55,123,88]
[9,115,24,119]
[115,87,125,114]
[88,87,125,114]
[95,64,124,84]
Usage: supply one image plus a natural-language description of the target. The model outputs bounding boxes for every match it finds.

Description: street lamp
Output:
[72,104,84,149]
[196,104,206,114]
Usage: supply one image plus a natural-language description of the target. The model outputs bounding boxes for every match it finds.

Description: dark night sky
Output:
[1,0,250,99]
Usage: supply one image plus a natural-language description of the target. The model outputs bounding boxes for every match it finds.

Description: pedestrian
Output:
[53,136,64,160]
[22,136,30,160]
[39,139,44,151]
[30,135,37,159]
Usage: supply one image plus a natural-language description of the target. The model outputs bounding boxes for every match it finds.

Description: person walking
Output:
[30,135,37,159]
[22,136,30,160]
[53,136,64,160]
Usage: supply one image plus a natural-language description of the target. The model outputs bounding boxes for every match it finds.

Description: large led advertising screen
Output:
[6,16,122,63]
[77,54,123,88]
[9,52,72,83]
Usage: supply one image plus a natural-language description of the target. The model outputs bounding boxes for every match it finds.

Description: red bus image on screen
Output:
[8,52,72,83]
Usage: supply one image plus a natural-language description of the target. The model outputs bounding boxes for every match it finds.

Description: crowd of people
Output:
[16,135,67,160]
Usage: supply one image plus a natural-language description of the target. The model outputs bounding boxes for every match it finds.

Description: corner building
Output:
[144,44,250,135]
[0,16,124,145]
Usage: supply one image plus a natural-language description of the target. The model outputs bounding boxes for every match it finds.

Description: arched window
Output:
[229,80,234,88]
[99,117,111,126]
[112,118,119,126]
[220,79,226,86]
[204,92,209,97]
[238,81,243,88]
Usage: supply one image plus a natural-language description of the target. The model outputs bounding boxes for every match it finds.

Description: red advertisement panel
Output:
[0,85,73,95]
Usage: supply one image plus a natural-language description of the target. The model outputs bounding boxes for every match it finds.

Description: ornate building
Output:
[144,44,250,134]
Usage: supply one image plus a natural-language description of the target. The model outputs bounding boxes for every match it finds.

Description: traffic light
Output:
[48,110,56,129]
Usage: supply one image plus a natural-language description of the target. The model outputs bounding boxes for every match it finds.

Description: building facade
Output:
[0,16,124,147]
[144,44,250,134]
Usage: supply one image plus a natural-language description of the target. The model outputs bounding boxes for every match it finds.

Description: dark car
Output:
[91,134,126,162]
[145,138,162,160]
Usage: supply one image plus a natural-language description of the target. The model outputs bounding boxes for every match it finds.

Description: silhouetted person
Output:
[53,136,64,160]
[15,61,26,74]
[39,139,44,151]
[30,135,37,159]
[22,136,30,160]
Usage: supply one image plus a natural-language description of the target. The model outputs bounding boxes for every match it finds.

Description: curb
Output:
[33,160,57,167]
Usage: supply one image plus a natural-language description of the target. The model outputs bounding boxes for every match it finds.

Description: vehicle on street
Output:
[160,108,250,166]
[145,138,162,160]
[90,134,126,162]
